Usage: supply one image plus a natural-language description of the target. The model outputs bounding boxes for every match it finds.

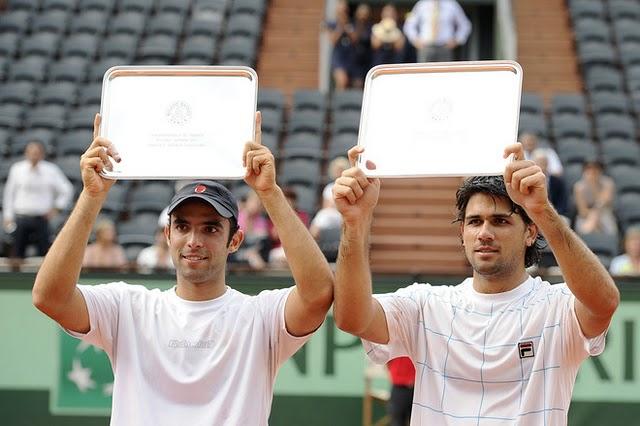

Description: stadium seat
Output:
[219,35,256,66]
[31,10,70,34]
[230,0,266,17]
[78,0,116,13]
[293,90,327,112]
[569,0,606,21]
[585,66,624,93]
[41,0,77,12]
[129,183,175,214]
[7,56,48,82]
[20,32,61,58]
[100,182,130,217]
[573,18,611,44]
[616,193,640,231]
[260,132,278,153]
[0,33,20,58]
[24,105,67,130]
[120,0,155,14]
[186,12,224,38]
[49,57,89,83]
[110,12,147,37]
[118,212,159,242]
[179,36,216,62]
[332,110,361,136]
[518,112,548,137]
[69,10,109,35]
[281,134,324,160]
[257,88,285,116]
[66,106,98,130]
[60,34,100,59]
[608,0,640,21]
[0,56,6,80]
[288,110,326,135]
[551,93,587,116]
[613,18,640,45]
[601,139,640,167]
[619,43,640,69]
[556,139,598,166]
[259,109,282,135]
[0,81,36,105]
[0,104,24,129]
[101,34,139,62]
[8,0,40,12]
[280,158,322,188]
[551,115,593,139]
[288,184,318,216]
[0,128,13,157]
[77,82,103,107]
[156,0,191,16]
[146,12,185,37]
[590,92,631,115]
[594,114,636,141]
[35,82,75,107]
[137,35,178,63]
[57,129,92,156]
[0,10,31,35]
[577,41,618,69]
[328,133,357,159]
[609,165,640,196]
[331,89,363,113]
[226,14,262,39]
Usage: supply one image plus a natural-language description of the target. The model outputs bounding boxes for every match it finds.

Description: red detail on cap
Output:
[194,184,207,194]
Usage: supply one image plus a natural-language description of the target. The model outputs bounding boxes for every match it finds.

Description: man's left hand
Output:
[503,143,549,217]
[243,111,277,194]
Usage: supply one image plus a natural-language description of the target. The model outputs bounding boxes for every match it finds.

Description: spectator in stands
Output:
[532,149,568,217]
[573,159,617,236]
[387,357,415,426]
[137,227,174,273]
[32,113,333,424]
[371,4,406,66]
[403,0,471,63]
[323,156,350,202]
[310,193,342,241]
[2,141,73,264]
[331,143,618,424]
[520,132,563,176]
[235,190,270,270]
[352,3,373,88]
[269,187,310,267]
[327,0,356,90]
[83,218,128,270]
[610,225,640,276]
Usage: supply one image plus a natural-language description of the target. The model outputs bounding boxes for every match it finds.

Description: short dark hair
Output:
[454,175,546,268]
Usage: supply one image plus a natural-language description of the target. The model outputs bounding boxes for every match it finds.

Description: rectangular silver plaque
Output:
[99,66,257,180]
[357,61,523,177]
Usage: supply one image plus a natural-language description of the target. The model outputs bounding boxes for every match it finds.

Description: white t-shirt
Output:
[67,283,308,426]
[363,276,607,426]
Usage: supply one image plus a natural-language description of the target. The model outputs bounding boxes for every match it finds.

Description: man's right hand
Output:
[79,114,121,197]
[332,146,380,225]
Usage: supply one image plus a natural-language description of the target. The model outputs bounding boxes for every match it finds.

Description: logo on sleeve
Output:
[518,341,535,359]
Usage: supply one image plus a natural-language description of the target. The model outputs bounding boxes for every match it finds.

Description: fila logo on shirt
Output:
[518,341,535,359]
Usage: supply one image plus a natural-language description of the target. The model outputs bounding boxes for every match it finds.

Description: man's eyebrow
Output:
[465,213,514,220]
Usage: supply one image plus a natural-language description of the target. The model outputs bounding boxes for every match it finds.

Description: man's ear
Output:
[525,222,538,247]
[228,228,244,253]
[164,224,170,245]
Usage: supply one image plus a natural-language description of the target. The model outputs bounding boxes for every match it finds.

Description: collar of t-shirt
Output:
[166,285,233,310]
[459,276,537,305]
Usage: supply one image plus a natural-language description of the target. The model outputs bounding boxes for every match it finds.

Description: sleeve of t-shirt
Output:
[256,287,312,372]
[64,282,128,357]
[361,284,425,365]
[559,285,608,364]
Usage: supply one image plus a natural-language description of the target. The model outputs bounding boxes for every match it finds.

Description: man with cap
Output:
[32,113,334,425]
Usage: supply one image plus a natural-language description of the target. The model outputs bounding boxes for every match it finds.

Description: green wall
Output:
[1,273,639,425]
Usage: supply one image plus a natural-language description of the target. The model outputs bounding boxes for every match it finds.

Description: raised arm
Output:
[243,112,333,337]
[32,114,121,333]
[503,143,619,338]
[332,146,388,343]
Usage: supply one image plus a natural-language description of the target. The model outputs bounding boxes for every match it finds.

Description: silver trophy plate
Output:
[357,61,523,177]
[99,65,258,180]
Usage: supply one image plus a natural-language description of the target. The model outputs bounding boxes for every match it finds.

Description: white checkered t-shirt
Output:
[363,276,607,425]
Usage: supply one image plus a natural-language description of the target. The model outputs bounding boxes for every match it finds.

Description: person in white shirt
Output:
[2,140,73,259]
[403,0,472,63]
[136,227,175,273]
[32,112,334,425]
[520,132,564,177]
[331,143,619,425]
